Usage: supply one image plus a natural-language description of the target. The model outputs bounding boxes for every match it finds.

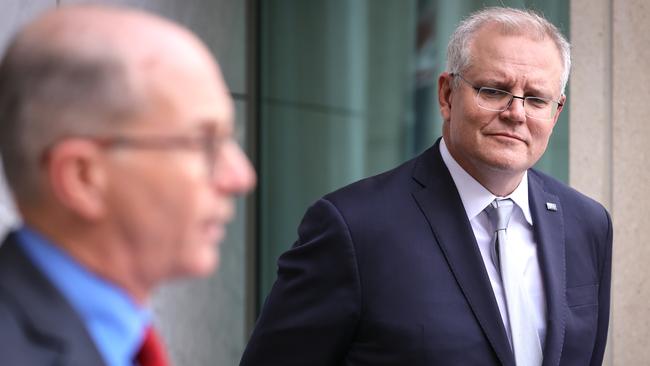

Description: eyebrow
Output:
[472,76,512,90]
[475,77,556,99]
[523,84,555,99]
[193,119,232,136]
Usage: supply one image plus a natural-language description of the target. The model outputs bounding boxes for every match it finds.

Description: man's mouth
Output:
[486,132,526,144]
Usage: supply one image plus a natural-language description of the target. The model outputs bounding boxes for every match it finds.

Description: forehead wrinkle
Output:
[467,65,559,100]
[467,43,562,96]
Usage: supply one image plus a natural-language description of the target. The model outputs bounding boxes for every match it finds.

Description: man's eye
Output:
[526,97,551,109]
[480,88,508,99]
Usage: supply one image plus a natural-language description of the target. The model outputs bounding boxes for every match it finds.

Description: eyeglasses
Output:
[452,73,563,121]
[53,124,231,177]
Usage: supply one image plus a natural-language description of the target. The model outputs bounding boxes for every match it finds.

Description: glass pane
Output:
[259,0,418,302]
[258,0,570,305]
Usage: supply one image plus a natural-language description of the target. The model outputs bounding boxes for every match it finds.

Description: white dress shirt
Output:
[439,138,547,348]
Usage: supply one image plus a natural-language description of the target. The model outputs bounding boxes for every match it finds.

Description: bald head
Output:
[0,5,227,204]
[27,5,221,85]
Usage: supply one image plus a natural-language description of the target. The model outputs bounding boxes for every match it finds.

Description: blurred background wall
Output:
[0,1,252,365]
[0,1,648,365]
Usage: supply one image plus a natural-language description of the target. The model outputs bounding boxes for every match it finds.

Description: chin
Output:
[197,253,220,276]
[179,250,220,278]
[480,149,530,170]
[479,157,529,176]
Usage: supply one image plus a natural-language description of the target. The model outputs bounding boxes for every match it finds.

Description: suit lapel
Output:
[411,142,515,366]
[528,173,567,366]
[0,234,106,365]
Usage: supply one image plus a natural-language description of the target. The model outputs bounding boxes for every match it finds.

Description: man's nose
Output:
[213,140,257,195]
[501,95,527,122]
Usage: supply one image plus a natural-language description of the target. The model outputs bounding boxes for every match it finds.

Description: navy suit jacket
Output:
[241,140,612,366]
[0,233,106,365]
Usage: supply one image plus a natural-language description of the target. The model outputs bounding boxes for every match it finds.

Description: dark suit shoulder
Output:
[0,234,107,366]
[0,293,58,364]
[529,168,610,224]
[323,153,420,209]
[0,237,63,364]
[0,295,27,344]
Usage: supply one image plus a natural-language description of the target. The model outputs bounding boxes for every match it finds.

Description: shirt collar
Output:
[16,226,151,366]
[439,138,533,225]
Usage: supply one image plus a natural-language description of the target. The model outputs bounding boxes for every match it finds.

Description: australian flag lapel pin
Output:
[546,202,558,212]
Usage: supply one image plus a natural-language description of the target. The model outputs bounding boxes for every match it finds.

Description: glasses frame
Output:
[451,73,564,121]
[46,124,229,177]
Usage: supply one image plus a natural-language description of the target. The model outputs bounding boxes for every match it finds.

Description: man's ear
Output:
[438,72,454,122]
[551,94,567,127]
[44,140,108,221]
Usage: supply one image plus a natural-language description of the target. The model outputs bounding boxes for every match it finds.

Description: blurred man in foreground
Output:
[241,7,611,366]
[0,5,255,365]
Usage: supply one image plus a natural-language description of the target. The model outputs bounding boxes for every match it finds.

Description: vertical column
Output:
[610,0,650,364]
[569,0,611,207]
[571,0,650,364]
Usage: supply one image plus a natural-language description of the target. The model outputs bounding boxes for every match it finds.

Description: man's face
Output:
[439,25,565,186]
[104,44,256,282]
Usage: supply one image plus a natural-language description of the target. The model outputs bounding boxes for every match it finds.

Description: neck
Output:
[21,211,153,305]
[441,141,525,197]
[473,168,525,197]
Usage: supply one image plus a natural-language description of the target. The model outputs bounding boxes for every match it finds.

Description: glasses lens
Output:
[198,128,217,176]
[524,97,558,120]
[476,88,512,111]
[476,87,559,120]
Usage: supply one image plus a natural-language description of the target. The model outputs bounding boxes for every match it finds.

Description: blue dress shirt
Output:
[17,226,151,366]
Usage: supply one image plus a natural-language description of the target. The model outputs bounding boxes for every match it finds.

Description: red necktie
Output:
[135,326,169,366]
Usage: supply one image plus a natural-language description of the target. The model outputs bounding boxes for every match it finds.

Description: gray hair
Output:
[0,27,141,202]
[446,7,571,95]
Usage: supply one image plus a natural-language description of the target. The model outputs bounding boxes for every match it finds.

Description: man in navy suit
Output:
[241,7,612,366]
[0,5,256,365]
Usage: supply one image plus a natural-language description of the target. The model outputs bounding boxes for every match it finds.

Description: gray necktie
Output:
[485,199,542,366]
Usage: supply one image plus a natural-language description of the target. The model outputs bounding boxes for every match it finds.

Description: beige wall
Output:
[571,0,650,364]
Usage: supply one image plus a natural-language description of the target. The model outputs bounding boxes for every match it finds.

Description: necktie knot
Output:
[485,198,514,232]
